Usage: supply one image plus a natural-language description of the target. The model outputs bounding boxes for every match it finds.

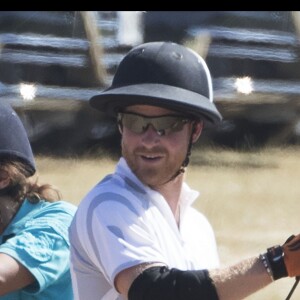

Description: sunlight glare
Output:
[19,83,37,101]
[234,76,253,95]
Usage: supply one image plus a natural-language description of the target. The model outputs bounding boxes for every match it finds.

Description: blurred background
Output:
[1,11,300,155]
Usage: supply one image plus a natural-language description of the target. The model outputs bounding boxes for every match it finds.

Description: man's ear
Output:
[0,171,10,189]
[191,120,204,143]
[117,119,124,135]
[118,123,123,135]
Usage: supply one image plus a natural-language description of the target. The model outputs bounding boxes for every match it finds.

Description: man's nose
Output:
[141,124,161,143]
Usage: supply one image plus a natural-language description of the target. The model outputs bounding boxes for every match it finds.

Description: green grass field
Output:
[36,145,300,299]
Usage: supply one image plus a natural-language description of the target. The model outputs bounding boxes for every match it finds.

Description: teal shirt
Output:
[0,199,77,299]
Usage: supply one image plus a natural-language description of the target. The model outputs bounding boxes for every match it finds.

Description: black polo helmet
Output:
[89,41,222,125]
[0,102,36,176]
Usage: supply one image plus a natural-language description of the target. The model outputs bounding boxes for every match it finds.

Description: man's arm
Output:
[115,257,270,300]
[115,234,300,300]
[209,256,271,300]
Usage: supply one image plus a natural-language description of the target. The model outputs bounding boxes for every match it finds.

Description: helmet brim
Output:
[90,83,222,125]
[0,150,36,176]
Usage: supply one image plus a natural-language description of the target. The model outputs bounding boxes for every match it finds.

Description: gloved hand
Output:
[283,234,300,277]
[263,234,300,280]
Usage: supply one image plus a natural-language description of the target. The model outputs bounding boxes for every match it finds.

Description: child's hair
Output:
[0,159,61,204]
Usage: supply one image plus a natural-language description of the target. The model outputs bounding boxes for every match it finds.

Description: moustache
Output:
[134,146,167,156]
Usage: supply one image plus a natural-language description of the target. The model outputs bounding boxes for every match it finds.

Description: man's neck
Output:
[152,173,185,226]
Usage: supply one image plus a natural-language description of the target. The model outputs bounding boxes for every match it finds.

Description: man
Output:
[0,102,77,299]
[69,41,300,300]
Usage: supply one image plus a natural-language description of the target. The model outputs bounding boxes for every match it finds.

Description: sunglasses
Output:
[117,112,191,136]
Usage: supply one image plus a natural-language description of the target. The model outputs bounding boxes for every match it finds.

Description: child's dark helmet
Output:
[0,102,36,176]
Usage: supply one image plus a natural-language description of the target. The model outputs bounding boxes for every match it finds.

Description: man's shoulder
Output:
[76,172,146,216]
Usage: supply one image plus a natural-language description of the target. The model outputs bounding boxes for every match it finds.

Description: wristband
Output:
[266,245,288,280]
[259,253,274,280]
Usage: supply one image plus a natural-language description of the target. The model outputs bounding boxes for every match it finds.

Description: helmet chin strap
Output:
[174,129,193,175]
[158,123,195,185]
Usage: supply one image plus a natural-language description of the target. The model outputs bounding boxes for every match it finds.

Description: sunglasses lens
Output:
[153,116,186,134]
[121,114,145,133]
[119,113,190,135]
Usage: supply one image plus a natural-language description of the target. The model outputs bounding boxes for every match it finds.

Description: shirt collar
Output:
[116,157,199,210]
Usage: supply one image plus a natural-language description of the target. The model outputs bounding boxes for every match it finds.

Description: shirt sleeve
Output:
[75,194,169,286]
[0,217,72,293]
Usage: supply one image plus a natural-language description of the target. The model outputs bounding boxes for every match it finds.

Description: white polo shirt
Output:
[69,157,219,300]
